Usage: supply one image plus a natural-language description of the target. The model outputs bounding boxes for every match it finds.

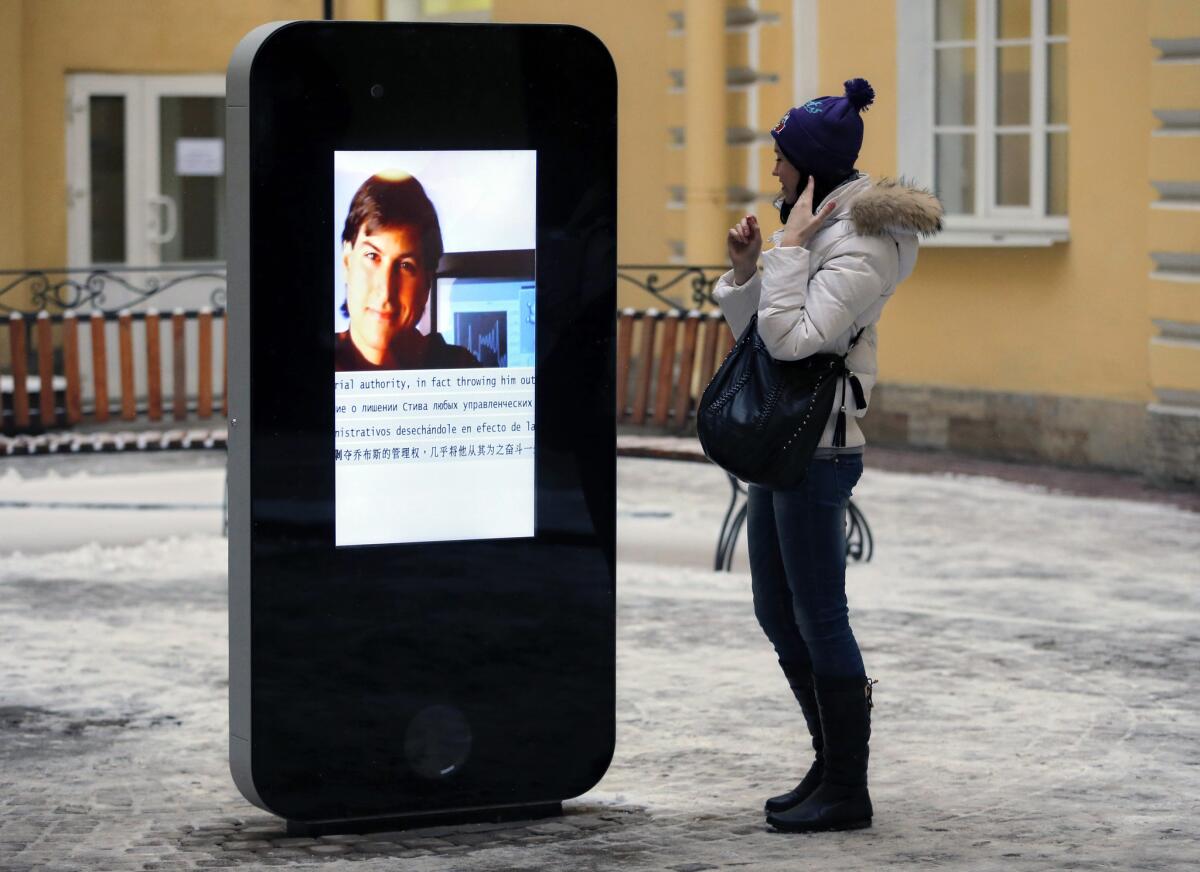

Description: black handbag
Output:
[697,315,865,489]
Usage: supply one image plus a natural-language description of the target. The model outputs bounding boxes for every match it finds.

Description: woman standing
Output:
[712,79,942,832]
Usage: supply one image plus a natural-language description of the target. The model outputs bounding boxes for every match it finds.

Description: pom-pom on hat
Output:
[771,78,875,177]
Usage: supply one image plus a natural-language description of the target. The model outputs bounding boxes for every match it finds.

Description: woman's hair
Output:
[775,165,858,224]
[341,172,444,269]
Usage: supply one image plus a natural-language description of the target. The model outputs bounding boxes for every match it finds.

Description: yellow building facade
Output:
[1,0,1196,483]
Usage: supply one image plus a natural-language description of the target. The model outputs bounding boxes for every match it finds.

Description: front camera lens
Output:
[370,84,384,99]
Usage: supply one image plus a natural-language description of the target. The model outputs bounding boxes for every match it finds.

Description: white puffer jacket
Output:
[712,174,942,449]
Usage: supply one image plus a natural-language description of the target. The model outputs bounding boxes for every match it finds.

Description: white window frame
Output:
[383,0,491,22]
[897,0,1069,246]
[792,0,820,103]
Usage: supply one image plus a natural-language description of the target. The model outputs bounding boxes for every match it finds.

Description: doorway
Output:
[66,74,225,275]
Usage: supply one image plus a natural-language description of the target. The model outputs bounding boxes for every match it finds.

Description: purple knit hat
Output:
[771,78,875,176]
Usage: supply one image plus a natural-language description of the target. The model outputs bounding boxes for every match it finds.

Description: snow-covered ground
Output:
[0,452,226,553]
[1,451,1198,870]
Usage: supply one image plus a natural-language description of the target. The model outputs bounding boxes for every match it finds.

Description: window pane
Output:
[1049,0,1068,36]
[936,133,976,214]
[421,0,490,14]
[995,133,1031,206]
[159,96,225,262]
[89,96,126,263]
[1047,132,1068,215]
[1048,43,1068,125]
[936,47,976,125]
[936,0,975,41]
[997,45,1031,126]
[997,0,1031,39]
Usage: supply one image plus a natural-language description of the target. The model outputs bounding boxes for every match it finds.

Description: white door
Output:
[67,73,225,276]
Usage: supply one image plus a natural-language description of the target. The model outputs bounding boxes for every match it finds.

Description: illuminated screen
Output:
[334,150,536,547]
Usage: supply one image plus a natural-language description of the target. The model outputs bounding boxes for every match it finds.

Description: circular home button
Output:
[404,704,472,779]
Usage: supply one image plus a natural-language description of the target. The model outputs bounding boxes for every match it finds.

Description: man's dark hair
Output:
[341,172,444,270]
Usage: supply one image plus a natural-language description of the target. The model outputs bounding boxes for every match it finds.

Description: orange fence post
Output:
[90,312,109,422]
[715,318,734,372]
[36,312,55,427]
[221,314,229,417]
[674,311,702,427]
[652,311,680,427]
[631,311,659,426]
[8,313,30,429]
[118,312,136,420]
[697,311,721,393]
[615,309,635,422]
[62,313,82,424]
[197,308,213,419]
[172,310,187,421]
[145,310,162,421]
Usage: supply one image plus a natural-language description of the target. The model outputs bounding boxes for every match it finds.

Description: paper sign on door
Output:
[175,138,225,176]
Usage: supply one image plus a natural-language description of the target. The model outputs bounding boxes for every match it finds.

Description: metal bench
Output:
[1,264,871,567]
[611,270,872,571]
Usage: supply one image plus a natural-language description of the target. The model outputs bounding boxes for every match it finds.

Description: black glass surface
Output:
[244,22,615,822]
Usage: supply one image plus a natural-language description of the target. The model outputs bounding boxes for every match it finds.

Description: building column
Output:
[0,0,25,271]
[1145,0,1200,486]
[684,0,727,264]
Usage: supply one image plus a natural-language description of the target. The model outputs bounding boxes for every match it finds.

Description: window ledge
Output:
[1150,270,1200,284]
[923,226,1070,248]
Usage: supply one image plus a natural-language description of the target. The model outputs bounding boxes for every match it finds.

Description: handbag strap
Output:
[842,326,866,360]
[833,325,868,448]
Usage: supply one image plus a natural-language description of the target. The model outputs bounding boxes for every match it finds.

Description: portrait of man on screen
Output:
[335,172,481,372]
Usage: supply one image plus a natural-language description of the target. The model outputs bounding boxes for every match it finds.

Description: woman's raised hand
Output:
[728,214,762,285]
[780,176,837,249]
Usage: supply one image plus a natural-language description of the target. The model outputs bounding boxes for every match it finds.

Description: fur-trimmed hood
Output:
[794,173,943,286]
[849,177,943,238]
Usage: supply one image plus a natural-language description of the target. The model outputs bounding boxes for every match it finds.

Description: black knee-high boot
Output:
[766,675,875,832]
[764,660,824,813]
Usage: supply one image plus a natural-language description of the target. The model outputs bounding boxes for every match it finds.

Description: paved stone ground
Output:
[1,453,1198,871]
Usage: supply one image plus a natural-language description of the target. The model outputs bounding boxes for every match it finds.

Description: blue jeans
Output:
[747,454,866,679]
